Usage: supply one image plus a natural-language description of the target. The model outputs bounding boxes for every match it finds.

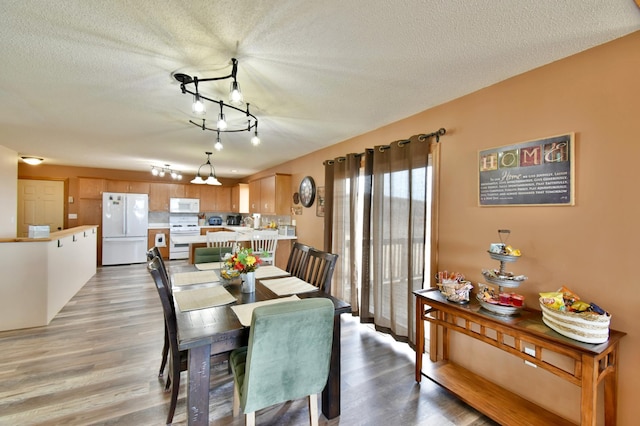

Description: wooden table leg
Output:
[187,344,211,426]
[604,343,620,426]
[322,315,342,419]
[415,297,424,382]
[581,353,597,426]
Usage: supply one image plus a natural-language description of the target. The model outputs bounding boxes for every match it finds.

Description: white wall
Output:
[0,145,17,238]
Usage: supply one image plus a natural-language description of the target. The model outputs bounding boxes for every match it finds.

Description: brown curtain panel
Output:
[366,135,433,344]
[326,154,361,313]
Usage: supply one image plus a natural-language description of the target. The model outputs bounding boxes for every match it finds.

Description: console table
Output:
[414,289,625,426]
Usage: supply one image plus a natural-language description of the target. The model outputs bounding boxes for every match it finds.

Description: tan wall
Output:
[0,145,18,238]
[255,31,640,424]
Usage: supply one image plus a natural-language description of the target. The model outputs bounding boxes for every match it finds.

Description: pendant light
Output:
[191,152,221,186]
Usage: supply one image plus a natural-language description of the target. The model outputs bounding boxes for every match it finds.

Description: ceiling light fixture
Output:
[174,58,261,147]
[151,165,182,180]
[191,152,221,186]
[21,156,44,165]
[214,130,223,151]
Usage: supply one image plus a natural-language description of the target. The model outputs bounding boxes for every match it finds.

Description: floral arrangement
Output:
[222,247,263,274]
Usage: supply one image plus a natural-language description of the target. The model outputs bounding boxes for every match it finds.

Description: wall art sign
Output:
[478,133,575,206]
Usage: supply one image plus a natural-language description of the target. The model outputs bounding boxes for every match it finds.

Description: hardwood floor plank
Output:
[0,261,494,425]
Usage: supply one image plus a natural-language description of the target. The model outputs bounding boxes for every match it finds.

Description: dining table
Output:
[170,264,351,425]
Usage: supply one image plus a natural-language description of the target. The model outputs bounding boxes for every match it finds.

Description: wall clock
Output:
[299,176,316,207]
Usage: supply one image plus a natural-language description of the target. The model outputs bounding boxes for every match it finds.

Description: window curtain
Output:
[324,153,361,314]
[324,133,440,346]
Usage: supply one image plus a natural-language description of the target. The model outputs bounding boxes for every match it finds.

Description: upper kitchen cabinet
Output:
[249,174,291,215]
[199,185,232,212]
[184,185,201,199]
[200,185,217,212]
[168,183,186,198]
[216,186,232,212]
[232,183,249,213]
[149,183,170,211]
[105,180,150,194]
[78,178,105,199]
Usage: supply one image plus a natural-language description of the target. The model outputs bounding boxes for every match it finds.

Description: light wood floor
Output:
[0,261,496,426]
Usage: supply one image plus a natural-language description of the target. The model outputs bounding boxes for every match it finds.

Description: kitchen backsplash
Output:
[147,211,292,226]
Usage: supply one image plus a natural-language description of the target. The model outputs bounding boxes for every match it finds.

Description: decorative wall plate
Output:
[293,192,300,205]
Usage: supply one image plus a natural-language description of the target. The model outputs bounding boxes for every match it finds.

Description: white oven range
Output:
[169,214,200,260]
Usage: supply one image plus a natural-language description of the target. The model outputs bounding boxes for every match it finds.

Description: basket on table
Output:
[437,280,473,303]
[539,298,610,344]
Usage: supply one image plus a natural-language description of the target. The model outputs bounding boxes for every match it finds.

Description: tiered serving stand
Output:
[478,250,527,316]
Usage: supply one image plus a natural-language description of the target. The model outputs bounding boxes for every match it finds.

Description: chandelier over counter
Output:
[174,58,261,150]
[191,152,221,186]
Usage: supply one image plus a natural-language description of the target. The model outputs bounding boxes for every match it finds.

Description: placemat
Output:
[172,270,219,287]
[230,295,300,326]
[255,265,290,279]
[174,285,236,312]
[194,262,223,271]
[261,276,319,296]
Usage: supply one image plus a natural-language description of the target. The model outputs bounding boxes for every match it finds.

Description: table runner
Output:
[254,265,290,279]
[194,262,223,271]
[174,285,236,312]
[230,295,300,326]
[172,270,219,287]
[261,276,319,296]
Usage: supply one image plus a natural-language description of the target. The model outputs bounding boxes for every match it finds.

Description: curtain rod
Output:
[323,128,446,164]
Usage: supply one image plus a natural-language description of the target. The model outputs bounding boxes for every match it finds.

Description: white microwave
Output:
[169,198,200,213]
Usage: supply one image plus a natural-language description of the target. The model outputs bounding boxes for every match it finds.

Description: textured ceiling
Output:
[1,1,639,178]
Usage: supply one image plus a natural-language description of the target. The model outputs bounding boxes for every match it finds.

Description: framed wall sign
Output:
[478,133,575,206]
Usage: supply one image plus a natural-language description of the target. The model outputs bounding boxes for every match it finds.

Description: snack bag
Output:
[539,292,565,310]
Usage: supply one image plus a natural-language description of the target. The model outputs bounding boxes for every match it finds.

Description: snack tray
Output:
[476,294,523,316]
[487,251,519,262]
[482,273,526,288]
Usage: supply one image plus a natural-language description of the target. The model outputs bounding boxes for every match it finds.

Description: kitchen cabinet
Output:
[249,180,261,213]
[184,185,200,199]
[168,183,186,198]
[78,178,105,199]
[147,228,169,259]
[199,185,232,212]
[231,183,249,213]
[77,198,102,264]
[200,185,217,212]
[216,186,232,211]
[106,180,150,194]
[249,174,291,215]
[149,183,170,211]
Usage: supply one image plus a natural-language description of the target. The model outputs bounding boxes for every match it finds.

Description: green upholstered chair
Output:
[193,246,233,264]
[230,298,334,426]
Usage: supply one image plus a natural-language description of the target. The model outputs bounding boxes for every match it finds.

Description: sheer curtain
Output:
[325,154,361,314]
[324,133,440,345]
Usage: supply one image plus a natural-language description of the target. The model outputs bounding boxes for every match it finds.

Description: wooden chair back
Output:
[300,249,338,294]
[286,242,312,278]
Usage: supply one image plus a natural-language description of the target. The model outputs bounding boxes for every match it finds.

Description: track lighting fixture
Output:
[174,58,262,147]
[151,165,182,180]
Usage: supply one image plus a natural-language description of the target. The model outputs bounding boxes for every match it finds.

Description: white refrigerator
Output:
[102,192,149,265]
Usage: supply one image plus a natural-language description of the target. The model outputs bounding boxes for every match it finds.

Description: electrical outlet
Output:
[524,347,535,357]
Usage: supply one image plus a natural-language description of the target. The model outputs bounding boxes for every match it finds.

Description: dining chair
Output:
[300,249,339,294]
[250,230,279,265]
[285,242,312,278]
[146,247,170,379]
[147,256,228,425]
[230,298,334,426]
[206,230,238,248]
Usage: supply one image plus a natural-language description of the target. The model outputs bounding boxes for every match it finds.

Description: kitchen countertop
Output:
[171,233,296,244]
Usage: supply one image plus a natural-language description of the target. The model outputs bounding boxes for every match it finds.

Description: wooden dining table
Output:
[172,267,351,425]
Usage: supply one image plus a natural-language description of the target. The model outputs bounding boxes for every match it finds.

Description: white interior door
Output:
[17,180,64,237]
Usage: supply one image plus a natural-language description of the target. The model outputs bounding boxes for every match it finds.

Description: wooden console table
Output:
[414,289,626,426]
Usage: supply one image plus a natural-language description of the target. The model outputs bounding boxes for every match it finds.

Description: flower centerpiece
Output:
[222,247,263,292]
